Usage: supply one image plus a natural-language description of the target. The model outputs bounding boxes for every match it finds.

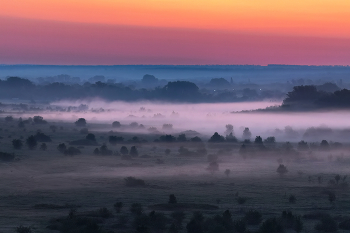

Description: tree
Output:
[75,118,86,127]
[109,135,124,145]
[226,133,238,142]
[225,124,233,135]
[162,124,173,130]
[242,128,252,140]
[26,135,37,150]
[33,116,47,124]
[335,174,341,184]
[112,121,121,128]
[206,162,219,174]
[49,125,57,132]
[328,192,336,204]
[5,116,13,122]
[277,164,288,175]
[114,202,123,213]
[130,146,138,157]
[320,140,330,150]
[177,134,187,142]
[40,143,47,151]
[190,136,202,142]
[224,169,231,177]
[298,140,309,151]
[12,139,23,149]
[86,133,96,141]
[120,146,129,155]
[168,194,177,204]
[57,143,66,153]
[254,136,263,144]
[208,132,225,143]
[264,136,276,144]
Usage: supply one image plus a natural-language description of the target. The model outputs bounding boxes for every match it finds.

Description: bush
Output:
[289,195,296,203]
[26,135,37,150]
[12,139,23,149]
[64,147,81,156]
[277,164,288,175]
[0,152,15,161]
[314,216,338,232]
[86,133,96,141]
[114,202,123,213]
[34,132,52,142]
[80,128,88,134]
[130,203,143,215]
[259,218,284,233]
[130,146,138,157]
[16,226,32,233]
[109,136,124,145]
[57,143,66,153]
[244,210,262,225]
[40,143,47,151]
[169,194,177,204]
[124,177,145,187]
[120,146,129,155]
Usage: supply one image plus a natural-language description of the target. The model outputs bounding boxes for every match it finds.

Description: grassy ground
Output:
[0,118,350,232]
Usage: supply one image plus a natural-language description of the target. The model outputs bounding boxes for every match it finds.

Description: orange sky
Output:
[1,0,350,65]
[2,0,350,37]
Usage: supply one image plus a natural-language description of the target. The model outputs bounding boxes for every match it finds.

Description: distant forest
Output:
[0,76,350,108]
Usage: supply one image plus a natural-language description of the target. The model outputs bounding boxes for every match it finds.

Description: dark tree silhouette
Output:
[242,128,252,140]
[264,136,276,144]
[120,146,129,155]
[33,116,47,124]
[12,139,23,149]
[206,161,219,174]
[40,143,47,151]
[177,134,187,142]
[224,169,231,177]
[277,164,288,175]
[26,135,37,150]
[225,124,234,135]
[75,118,86,127]
[208,132,225,143]
[109,135,124,145]
[168,194,177,204]
[57,143,66,153]
[112,121,121,128]
[254,136,263,144]
[130,146,138,157]
[86,133,96,141]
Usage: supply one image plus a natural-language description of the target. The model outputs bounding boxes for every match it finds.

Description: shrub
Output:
[16,226,32,233]
[26,135,37,150]
[0,152,15,162]
[64,147,81,156]
[34,132,52,142]
[40,143,47,151]
[130,146,138,157]
[86,133,96,141]
[289,195,296,203]
[130,203,143,215]
[169,194,177,204]
[109,136,124,145]
[114,202,123,213]
[57,143,66,153]
[12,139,23,149]
[118,146,128,155]
[244,210,262,225]
[277,164,288,175]
[237,197,247,204]
[314,216,338,232]
[124,177,145,187]
[79,128,88,134]
[5,116,13,122]
[259,218,284,233]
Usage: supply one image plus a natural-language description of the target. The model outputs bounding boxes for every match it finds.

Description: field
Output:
[1,114,350,233]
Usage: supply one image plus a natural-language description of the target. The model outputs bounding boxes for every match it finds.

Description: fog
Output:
[9,100,350,142]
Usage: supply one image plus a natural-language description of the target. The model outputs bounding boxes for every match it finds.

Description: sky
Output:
[1,0,350,65]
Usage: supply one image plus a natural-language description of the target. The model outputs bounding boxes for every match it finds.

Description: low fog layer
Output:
[8,100,350,142]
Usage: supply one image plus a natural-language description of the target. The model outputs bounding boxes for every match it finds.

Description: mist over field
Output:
[1,68,350,233]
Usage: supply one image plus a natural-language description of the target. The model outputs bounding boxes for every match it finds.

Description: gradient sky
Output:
[1,0,350,65]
